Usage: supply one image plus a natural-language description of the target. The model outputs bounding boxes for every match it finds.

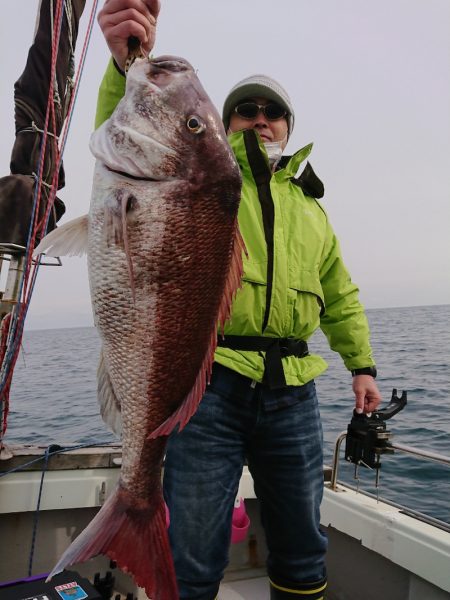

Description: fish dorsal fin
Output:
[33,214,89,257]
[97,349,122,436]
[148,221,245,439]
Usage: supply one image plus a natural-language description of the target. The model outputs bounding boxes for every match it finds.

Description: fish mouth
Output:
[100,125,177,181]
[149,55,194,73]
[129,56,194,93]
[105,166,159,182]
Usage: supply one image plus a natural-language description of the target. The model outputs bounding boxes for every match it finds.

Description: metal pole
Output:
[0,254,25,321]
[330,431,347,491]
[329,433,450,493]
[0,250,25,440]
[390,442,450,466]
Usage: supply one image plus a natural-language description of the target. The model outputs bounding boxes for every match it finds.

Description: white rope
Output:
[19,121,60,140]
[31,173,53,189]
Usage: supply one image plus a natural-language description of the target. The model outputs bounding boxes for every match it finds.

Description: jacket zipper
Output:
[243,130,275,333]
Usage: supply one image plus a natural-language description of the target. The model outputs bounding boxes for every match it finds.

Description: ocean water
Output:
[5,304,450,524]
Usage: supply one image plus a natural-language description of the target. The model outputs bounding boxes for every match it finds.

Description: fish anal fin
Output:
[33,214,89,257]
[46,486,177,600]
[218,223,246,333]
[97,350,122,436]
[148,336,213,439]
[149,223,245,439]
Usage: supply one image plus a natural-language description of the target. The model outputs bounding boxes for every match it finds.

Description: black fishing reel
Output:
[345,388,407,470]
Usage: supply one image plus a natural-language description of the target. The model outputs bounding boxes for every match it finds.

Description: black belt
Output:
[216,335,309,390]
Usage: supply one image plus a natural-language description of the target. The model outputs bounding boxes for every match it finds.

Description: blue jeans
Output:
[163,364,328,600]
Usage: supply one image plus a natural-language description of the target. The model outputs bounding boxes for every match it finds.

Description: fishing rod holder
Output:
[345,389,407,470]
[330,388,450,491]
[0,244,62,321]
[330,388,407,490]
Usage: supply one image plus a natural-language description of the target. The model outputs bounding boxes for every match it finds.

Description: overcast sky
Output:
[1,0,449,330]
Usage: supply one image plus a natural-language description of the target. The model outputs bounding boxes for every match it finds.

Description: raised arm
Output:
[95,0,160,128]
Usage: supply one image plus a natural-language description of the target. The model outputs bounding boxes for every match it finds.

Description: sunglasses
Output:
[234,101,287,121]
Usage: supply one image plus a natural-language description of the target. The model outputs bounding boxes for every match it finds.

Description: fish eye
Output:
[186,116,205,134]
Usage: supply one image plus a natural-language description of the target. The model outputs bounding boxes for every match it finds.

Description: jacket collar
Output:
[228,130,313,178]
[277,143,313,177]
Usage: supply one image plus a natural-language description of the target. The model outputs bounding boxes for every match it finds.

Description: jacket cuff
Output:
[94,57,126,130]
[351,366,377,378]
[113,58,126,77]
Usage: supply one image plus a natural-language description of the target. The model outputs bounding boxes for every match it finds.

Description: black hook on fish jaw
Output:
[125,36,146,76]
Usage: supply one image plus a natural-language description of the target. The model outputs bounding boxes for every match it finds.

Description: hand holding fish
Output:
[98,0,160,71]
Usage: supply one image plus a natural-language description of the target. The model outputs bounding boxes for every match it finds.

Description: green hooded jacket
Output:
[95,59,375,386]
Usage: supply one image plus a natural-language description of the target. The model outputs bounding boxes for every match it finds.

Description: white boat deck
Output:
[220,577,269,599]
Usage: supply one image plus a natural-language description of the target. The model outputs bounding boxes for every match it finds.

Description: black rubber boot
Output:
[269,575,327,599]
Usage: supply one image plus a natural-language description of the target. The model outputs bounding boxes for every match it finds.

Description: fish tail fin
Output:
[33,214,89,257]
[47,486,177,600]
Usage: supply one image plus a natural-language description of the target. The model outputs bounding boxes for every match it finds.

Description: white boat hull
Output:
[1,446,449,599]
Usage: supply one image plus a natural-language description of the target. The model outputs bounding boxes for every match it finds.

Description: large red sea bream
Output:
[35,56,243,599]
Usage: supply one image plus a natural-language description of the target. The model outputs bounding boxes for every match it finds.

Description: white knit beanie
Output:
[222,74,295,137]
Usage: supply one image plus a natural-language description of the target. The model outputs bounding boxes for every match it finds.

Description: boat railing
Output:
[0,243,61,319]
[0,244,26,321]
[328,430,450,531]
[330,430,450,492]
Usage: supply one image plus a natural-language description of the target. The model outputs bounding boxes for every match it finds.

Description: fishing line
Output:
[0,441,118,576]
[0,442,119,478]
[2,441,119,576]
[27,443,61,577]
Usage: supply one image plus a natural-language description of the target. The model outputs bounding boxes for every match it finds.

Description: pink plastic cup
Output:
[231,497,250,543]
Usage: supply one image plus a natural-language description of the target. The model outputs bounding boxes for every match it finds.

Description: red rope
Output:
[38,0,100,241]
[0,314,12,435]
[25,0,64,287]
[0,0,99,436]
[0,0,64,431]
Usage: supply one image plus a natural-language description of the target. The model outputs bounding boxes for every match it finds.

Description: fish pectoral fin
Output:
[97,350,122,436]
[103,191,136,301]
[33,214,89,257]
[103,190,137,247]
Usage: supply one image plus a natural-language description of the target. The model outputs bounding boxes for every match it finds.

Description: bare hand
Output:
[352,374,381,414]
[98,0,161,71]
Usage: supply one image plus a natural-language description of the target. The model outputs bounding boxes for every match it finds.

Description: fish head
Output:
[90,56,240,187]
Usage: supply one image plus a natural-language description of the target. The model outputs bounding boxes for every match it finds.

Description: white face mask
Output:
[264,141,284,168]
[264,130,288,169]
